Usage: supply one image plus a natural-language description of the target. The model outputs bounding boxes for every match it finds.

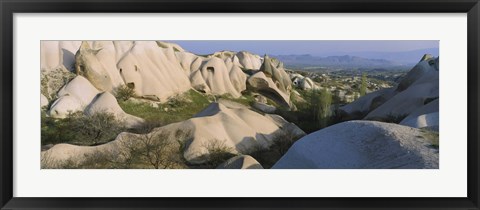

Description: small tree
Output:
[202,139,236,169]
[317,88,332,128]
[115,84,136,101]
[136,131,176,169]
[309,89,321,121]
[360,73,367,96]
[69,112,125,145]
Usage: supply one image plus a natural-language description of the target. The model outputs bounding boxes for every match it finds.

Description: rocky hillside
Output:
[338,54,439,131]
[41,41,296,119]
[40,41,439,169]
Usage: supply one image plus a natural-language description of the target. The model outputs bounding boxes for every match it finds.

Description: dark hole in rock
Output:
[127,82,135,89]
[207,67,214,72]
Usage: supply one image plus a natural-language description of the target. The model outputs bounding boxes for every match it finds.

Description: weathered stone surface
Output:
[217,155,264,169]
[273,120,438,169]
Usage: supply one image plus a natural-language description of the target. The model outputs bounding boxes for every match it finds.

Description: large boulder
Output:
[291,74,317,90]
[57,76,100,106]
[399,98,439,130]
[400,112,439,131]
[86,41,129,88]
[75,42,116,91]
[273,121,439,169]
[216,155,263,169]
[48,95,84,118]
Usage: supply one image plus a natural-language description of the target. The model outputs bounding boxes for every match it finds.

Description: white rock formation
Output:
[259,55,292,94]
[48,76,100,118]
[339,55,439,123]
[41,94,49,108]
[248,71,291,107]
[400,112,439,131]
[85,92,144,128]
[273,121,439,169]
[116,41,192,101]
[42,41,258,102]
[42,100,305,166]
[291,74,318,90]
[217,155,264,169]
[196,57,244,97]
[182,101,304,163]
[338,88,396,118]
[175,51,248,97]
[41,41,82,72]
[400,99,440,130]
[48,95,84,118]
[236,51,262,70]
[48,76,144,127]
[156,41,185,52]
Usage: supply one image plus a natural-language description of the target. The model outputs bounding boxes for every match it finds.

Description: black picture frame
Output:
[1,0,479,209]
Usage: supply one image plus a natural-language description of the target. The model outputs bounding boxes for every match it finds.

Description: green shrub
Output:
[115,84,136,101]
[247,128,304,169]
[41,111,125,146]
[360,73,367,96]
[197,139,236,169]
[420,128,439,149]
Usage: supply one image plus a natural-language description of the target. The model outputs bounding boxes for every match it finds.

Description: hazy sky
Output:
[168,40,439,56]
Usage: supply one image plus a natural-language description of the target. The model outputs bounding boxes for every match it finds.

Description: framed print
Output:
[1,0,479,209]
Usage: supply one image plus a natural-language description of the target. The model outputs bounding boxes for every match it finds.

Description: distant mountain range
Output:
[273,48,439,70]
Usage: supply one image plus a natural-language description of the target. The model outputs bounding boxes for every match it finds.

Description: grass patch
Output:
[217,91,256,107]
[420,128,439,149]
[119,89,210,125]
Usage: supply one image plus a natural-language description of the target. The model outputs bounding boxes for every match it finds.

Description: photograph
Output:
[40,40,439,169]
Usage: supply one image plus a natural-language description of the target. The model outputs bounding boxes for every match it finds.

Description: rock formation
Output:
[48,76,144,128]
[338,55,439,126]
[273,120,439,169]
[116,41,191,101]
[84,92,144,128]
[217,155,264,169]
[42,100,305,166]
[41,41,82,72]
[290,73,318,90]
[48,76,100,118]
